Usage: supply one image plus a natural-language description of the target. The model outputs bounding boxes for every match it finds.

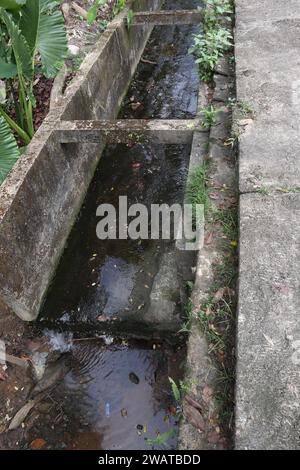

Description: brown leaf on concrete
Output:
[219,197,237,209]
[184,404,206,431]
[204,232,213,245]
[213,286,235,303]
[207,431,221,444]
[202,386,214,404]
[184,394,202,411]
[0,366,8,381]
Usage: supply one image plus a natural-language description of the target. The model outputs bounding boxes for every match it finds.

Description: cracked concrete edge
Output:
[0,0,162,322]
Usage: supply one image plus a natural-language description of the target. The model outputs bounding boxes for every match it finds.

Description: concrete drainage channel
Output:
[0,0,238,451]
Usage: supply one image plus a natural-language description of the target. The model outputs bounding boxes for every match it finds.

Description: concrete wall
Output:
[0,0,161,321]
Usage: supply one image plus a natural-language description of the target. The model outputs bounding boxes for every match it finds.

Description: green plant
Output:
[0,115,20,183]
[201,104,223,128]
[0,0,67,146]
[112,0,126,17]
[169,377,181,402]
[87,0,107,25]
[127,8,133,29]
[0,1,26,10]
[189,0,233,82]
[179,298,193,333]
[258,186,269,195]
[187,163,210,215]
[169,377,195,403]
[145,428,176,449]
[205,0,233,26]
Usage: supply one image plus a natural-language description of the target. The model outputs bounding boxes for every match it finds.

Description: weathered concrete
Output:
[179,56,236,449]
[0,0,161,321]
[235,0,300,449]
[235,0,300,193]
[132,9,203,25]
[236,193,300,450]
[55,118,204,144]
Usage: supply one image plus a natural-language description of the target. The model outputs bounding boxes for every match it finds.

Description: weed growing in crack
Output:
[187,162,210,216]
[201,104,224,128]
[180,297,194,333]
[189,0,233,82]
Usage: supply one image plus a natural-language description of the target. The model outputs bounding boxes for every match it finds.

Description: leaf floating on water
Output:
[30,438,46,450]
[8,400,35,431]
[97,314,108,322]
[129,372,140,385]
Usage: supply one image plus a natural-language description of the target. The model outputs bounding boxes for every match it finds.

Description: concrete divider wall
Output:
[0,0,161,321]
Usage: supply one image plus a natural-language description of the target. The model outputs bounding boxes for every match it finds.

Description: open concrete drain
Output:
[18,0,202,450]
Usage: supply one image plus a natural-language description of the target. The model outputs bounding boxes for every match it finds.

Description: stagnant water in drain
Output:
[29,0,200,450]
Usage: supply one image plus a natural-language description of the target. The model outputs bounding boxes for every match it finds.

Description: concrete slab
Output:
[235,0,300,192]
[55,118,203,144]
[236,192,300,449]
[235,0,300,24]
[132,9,203,25]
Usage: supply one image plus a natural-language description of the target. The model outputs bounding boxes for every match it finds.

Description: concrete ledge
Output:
[0,0,161,321]
[132,9,203,25]
[236,192,300,449]
[55,118,204,144]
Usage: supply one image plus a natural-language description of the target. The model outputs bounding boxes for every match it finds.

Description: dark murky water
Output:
[32,0,200,450]
[25,338,185,450]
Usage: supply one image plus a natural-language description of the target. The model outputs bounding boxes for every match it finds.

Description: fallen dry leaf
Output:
[30,438,47,450]
[185,395,202,411]
[184,404,206,432]
[0,367,8,381]
[202,386,214,404]
[130,102,142,111]
[97,314,108,322]
[131,162,141,169]
[213,286,235,303]
[204,232,213,245]
[8,400,36,431]
[207,431,221,445]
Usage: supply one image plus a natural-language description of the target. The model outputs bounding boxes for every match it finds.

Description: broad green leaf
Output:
[0,7,33,80]
[87,0,107,24]
[20,0,68,78]
[0,57,17,78]
[0,1,26,10]
[169,377,181,402]
[0,115,20,184]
